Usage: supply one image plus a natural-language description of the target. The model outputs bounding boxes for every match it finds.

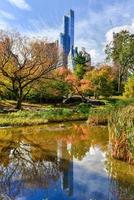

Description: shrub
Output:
[123,75,134,98]
[77,103,91,114]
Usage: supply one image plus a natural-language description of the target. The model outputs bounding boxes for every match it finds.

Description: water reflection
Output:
[0,123,134,200]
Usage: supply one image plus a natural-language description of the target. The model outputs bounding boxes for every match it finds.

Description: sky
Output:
[0,0,134,64]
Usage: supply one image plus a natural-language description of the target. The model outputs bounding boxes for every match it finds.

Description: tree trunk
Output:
[118,66,122,94]
[15,85,23,110]
[16,98,22,110]
[118,72,121,94]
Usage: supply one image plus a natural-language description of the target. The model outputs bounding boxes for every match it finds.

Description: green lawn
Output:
[0,104,89,127]
[0,97,133,127]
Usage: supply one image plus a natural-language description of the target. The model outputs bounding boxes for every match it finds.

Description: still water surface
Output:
[0,122,134,200]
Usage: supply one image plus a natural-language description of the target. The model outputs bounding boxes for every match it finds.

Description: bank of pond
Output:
[0,98,134,167]
[88,103,134,165]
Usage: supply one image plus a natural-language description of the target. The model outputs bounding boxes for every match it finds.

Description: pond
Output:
[0,122,134,200]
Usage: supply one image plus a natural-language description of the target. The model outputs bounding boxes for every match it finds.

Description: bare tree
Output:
[0,31,62,109]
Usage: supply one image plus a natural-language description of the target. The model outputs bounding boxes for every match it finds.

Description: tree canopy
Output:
[0,31,61,109]
[105,30,134,93]
[123,75,134,98]
[74,48,91,79]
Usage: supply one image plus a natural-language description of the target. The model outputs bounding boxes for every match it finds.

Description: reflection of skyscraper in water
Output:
[57,141,73,196]
[60,10,75,69]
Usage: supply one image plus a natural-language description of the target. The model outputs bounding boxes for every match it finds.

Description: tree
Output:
[27,78,71,103]
[54,67,92,99]
[105,31,134,93]
[0,31,62,109]
[123,75,134,98]
[85,65,114,98]
[74,48,91,79]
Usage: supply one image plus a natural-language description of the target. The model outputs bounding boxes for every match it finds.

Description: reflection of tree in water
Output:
[2,124,132,200]
[0,124,83,199]
[106,156,134,200]
[0,139,60,199]
[72,125,108,160]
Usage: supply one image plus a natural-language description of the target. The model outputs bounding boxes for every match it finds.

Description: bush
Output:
[77,103,91,114]
[123,75,134,98]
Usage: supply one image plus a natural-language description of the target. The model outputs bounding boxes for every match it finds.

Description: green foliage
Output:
[105,30,134,92]
[77,103,91,114]
[27,79,70,103]
[74,52,87,65]
[0,106,88,127]
[102,96,134,107]
[106,31,134,73]
[85,65,114,98]
[123,75,134,98]
[74,63,87,80]
[93,75,113,98]
[74,50,90,79]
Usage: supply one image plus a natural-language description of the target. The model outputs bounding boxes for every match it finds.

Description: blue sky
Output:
[0,0,134,64]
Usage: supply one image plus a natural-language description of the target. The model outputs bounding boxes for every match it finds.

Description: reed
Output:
[87,106,112,125]
[108,105,134,164]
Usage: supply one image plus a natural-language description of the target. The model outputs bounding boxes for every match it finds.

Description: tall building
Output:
[60,10,75,69]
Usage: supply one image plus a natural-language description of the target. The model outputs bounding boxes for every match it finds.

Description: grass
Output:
[108,105,134,164]
[100,96,134,107]
[0,100,48,112]
[87,105,112,125]
[0,97,132,127]
[0,107,89,127]
[87,96,134,165]
[87,96,134,125]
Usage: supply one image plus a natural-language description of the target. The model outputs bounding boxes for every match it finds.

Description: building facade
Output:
[60,10,75,69]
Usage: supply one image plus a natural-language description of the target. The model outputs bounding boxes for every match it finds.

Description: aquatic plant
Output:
[108,105,134,164]
[87,106,112,125]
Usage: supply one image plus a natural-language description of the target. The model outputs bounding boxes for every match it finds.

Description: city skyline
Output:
[0,0,134,64]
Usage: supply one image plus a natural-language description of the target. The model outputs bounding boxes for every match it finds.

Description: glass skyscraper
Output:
[60,10,75,68]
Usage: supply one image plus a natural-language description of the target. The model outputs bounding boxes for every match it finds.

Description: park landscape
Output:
[0,0,134,200]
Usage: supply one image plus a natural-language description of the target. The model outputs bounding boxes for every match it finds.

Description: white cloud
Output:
[90,49,99,62]
[0,10,15,20]
[106,21,134,44]
[8,0,31,10]
[0,19,9,30]
[89,49,105,65]
[75,38,89,51]
[25,27,60,41]
[75,20,104,64]
[23,19,62,41]
[74,0,134,64]
[2,0,134,65]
